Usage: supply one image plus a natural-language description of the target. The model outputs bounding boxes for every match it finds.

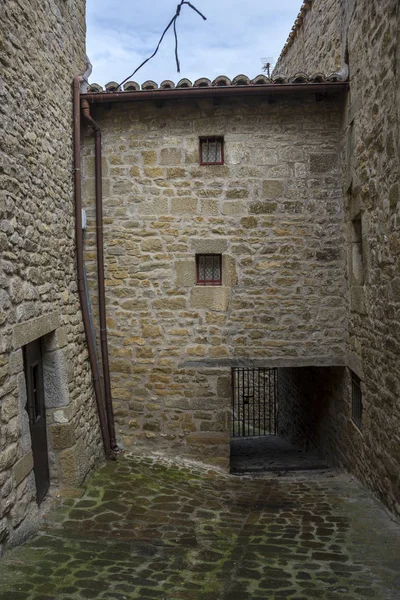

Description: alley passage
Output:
[0,455,399,600]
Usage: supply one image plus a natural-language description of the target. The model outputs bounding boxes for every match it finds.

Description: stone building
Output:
[0,0,103,555]
[1,0,399,562]
[274,0,400,521]
[81,0,399,519]
[81,81,349,464]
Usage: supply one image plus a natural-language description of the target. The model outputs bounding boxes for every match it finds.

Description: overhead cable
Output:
[119,1,207,89]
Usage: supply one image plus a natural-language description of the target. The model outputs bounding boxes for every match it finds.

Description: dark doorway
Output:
[230,366,332,474]
[23,339,50,504]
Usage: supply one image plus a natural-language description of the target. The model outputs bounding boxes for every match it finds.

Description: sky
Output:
[86,0,302,87]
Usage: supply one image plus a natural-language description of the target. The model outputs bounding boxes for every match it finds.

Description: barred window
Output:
[351,372,363,430]
[196,254,222,285]
[199,137,224,165]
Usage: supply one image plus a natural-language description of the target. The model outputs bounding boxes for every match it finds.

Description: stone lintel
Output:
[13,451,34,486]
[191,238,228,254]
[42,327,68,352]
[180,355,347,369]
[13,312,61,349]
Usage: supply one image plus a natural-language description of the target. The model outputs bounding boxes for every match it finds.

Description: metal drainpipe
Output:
[81,98,118,450]
[73,76,113,457]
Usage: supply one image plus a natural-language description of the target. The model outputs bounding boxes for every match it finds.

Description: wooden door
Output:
[24,339,50,504]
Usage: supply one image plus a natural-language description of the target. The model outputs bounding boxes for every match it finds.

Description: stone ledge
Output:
[191,238,228,254]
[180,355,347,368]
[186,431,230,445]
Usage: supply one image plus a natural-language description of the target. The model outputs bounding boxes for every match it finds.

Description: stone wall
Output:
[275,0,343,77]
[82,93,346,468]
[276,0,400,517]
[0,0,103,554]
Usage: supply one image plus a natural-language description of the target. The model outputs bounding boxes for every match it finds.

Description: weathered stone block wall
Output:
[275,0,342,77]
[0,0,103,553]
[276,0,400,517]
[83,94,346,467]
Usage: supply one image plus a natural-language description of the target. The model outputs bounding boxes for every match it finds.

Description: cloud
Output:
[86,0,302,86]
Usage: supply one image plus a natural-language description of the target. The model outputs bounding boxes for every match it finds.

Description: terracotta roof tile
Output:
[84,69,347,95]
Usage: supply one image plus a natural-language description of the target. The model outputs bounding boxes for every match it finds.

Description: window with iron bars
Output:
[196,254,222,285]
[199,137,224,165]
[351,371,363,430]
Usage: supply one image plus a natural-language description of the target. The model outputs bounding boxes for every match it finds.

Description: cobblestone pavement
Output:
[230,436,329,473]
[0,454,399,600]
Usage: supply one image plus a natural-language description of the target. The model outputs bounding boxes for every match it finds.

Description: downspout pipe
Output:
[73,76,112,457]
[81,98,118,450]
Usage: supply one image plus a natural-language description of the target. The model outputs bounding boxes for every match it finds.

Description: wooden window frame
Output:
[196,254,222,286]
[199,137,224,166]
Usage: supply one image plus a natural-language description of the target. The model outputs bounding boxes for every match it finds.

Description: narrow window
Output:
[351,372,363,430]
[351,213,364,285]
[196,254,222,285]
[199,137,224,165]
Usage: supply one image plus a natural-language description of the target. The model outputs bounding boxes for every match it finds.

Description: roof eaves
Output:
[81,79,348,105]
[82,69,348,102]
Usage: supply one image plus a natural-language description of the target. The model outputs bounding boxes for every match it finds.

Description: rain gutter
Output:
[81,82,349,105]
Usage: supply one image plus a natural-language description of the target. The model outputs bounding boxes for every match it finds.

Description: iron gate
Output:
[231,367,278,437]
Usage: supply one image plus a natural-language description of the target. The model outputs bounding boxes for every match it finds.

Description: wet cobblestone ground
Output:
[230,436,329,473]
[0,454,399,600]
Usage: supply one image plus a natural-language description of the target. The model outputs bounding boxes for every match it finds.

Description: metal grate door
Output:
[231,367,278,437]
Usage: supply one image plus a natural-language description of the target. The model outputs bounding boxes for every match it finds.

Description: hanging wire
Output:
[119,1,207,89]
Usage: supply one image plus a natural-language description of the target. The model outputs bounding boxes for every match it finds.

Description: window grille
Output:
[199,137,224,165]
[196,254,222,285]
[351,372,362,430]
